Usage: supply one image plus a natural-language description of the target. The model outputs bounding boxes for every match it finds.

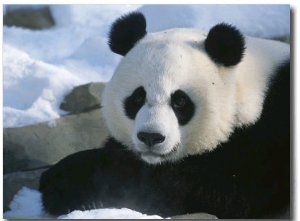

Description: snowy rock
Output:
[4,6,55,30]
[172,213,218,219]
[60,82,105,114]
[4,108,109,174]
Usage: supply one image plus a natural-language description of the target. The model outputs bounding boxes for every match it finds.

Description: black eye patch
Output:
[171,90,195,125]
[124,86,146,119]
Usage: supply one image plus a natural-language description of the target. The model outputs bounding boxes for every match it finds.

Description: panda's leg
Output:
[39,137,142,216]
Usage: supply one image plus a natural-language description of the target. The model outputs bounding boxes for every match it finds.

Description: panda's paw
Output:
[39,169,102,215]
[38,149,107,215]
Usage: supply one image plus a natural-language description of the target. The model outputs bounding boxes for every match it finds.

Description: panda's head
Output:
[102,12,245,164]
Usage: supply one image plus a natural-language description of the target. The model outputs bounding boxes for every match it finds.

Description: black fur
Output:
[124,86,146,119]
[39,61,290,218]
[205,23,245,67]
[171,89,195,125]
[108,12,147,56]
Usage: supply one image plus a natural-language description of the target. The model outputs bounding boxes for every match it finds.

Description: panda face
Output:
[103,30,237,164]
[103,12,248,164]
[102,12,290,164]
[123,84,195,164]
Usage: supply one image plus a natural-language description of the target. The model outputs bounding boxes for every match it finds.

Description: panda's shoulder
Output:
[243,37,289,75]
[260,59,290,125]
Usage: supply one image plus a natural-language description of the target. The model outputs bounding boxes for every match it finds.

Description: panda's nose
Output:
[137,132,165,147]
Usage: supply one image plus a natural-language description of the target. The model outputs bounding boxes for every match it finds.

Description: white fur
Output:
[102,28,290,164]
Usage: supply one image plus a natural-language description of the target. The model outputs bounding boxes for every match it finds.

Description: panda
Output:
[39,12,290,219]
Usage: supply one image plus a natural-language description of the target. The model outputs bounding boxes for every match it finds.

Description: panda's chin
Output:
[138,144,180,164]
[140,154,165,164]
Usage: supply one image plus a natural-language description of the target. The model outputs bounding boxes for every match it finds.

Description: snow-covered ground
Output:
[3,187,164,219]
[3,4,290,219]
[3,4,290,128]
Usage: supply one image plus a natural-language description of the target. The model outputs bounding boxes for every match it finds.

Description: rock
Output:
[4,6,55,30]
[3,168,48,212]
[271,35,290,44]
[279,36,290,44]
[4,108,109,174]
[171,213,218,219]
[3,82,110,212]
[60,82,106,114]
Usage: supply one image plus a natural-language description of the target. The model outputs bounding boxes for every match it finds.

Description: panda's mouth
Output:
[138,144,180,160]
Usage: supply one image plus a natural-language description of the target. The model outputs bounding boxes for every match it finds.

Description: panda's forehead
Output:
[125,35,197,80]
[143,75,174,104]
[144,28,207,43]
[113,28,212,101]
[130,43,190,103]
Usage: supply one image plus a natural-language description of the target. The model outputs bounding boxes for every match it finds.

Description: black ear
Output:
[108,12,147,56]
[205,23,245,67]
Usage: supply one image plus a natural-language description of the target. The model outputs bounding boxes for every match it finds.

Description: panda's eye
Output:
[173,97,186,108]
[134,94,144,105]
[124,86,146,120]
[171,90,195,125]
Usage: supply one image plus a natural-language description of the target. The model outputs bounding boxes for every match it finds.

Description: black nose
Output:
[137,132,165,147]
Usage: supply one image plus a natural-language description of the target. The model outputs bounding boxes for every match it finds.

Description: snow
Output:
[3,4,290,219]
[3,4,141,128]
[3,187,164,219]
[139,4,290,38]
[3,187,49,219]
[3,4,289,128]
[58,208,164,219]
